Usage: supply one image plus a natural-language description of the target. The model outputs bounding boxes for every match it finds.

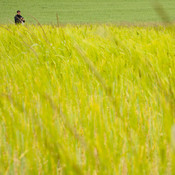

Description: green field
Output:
[1,0,175,174]
[0,0,175,24]
[0,24,175,174]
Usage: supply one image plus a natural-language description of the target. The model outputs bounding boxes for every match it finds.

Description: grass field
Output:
[0,24,175,174]
[0,0,175,24]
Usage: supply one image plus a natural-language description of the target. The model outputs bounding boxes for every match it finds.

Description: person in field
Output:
[14,10,25,24]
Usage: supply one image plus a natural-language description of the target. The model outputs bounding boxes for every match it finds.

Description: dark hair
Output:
[17,10,21,13]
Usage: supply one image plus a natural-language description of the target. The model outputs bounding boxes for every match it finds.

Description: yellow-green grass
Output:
[0,24,175,174]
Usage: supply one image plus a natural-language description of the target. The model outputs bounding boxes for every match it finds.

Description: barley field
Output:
[0,24,175,174]
[1,0,175,24]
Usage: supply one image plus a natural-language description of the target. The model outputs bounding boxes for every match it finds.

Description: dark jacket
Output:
[14,15,25,24]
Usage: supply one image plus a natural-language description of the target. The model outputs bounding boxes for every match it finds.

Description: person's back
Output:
[14,10,25,24]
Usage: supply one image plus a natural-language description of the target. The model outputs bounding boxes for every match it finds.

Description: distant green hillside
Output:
[0,0,175,24]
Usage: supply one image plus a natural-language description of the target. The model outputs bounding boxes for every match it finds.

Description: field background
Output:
[0,0,175,24]
[1,0,175,174]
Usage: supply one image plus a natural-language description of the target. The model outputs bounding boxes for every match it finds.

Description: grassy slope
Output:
[0,24,175,174]
[0,0,175,24]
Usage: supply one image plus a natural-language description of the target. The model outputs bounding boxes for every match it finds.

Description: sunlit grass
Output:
[0,24,175,174]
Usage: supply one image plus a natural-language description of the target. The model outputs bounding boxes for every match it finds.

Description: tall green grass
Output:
[0,24,175,174]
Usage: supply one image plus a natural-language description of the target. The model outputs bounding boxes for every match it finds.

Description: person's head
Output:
[17,10,21,15]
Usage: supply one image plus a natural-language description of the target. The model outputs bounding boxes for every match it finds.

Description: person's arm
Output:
[14,16,18,23]
[21,17,25,23]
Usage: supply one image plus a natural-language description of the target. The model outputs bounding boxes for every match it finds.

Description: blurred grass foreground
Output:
[0,24,175,174]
